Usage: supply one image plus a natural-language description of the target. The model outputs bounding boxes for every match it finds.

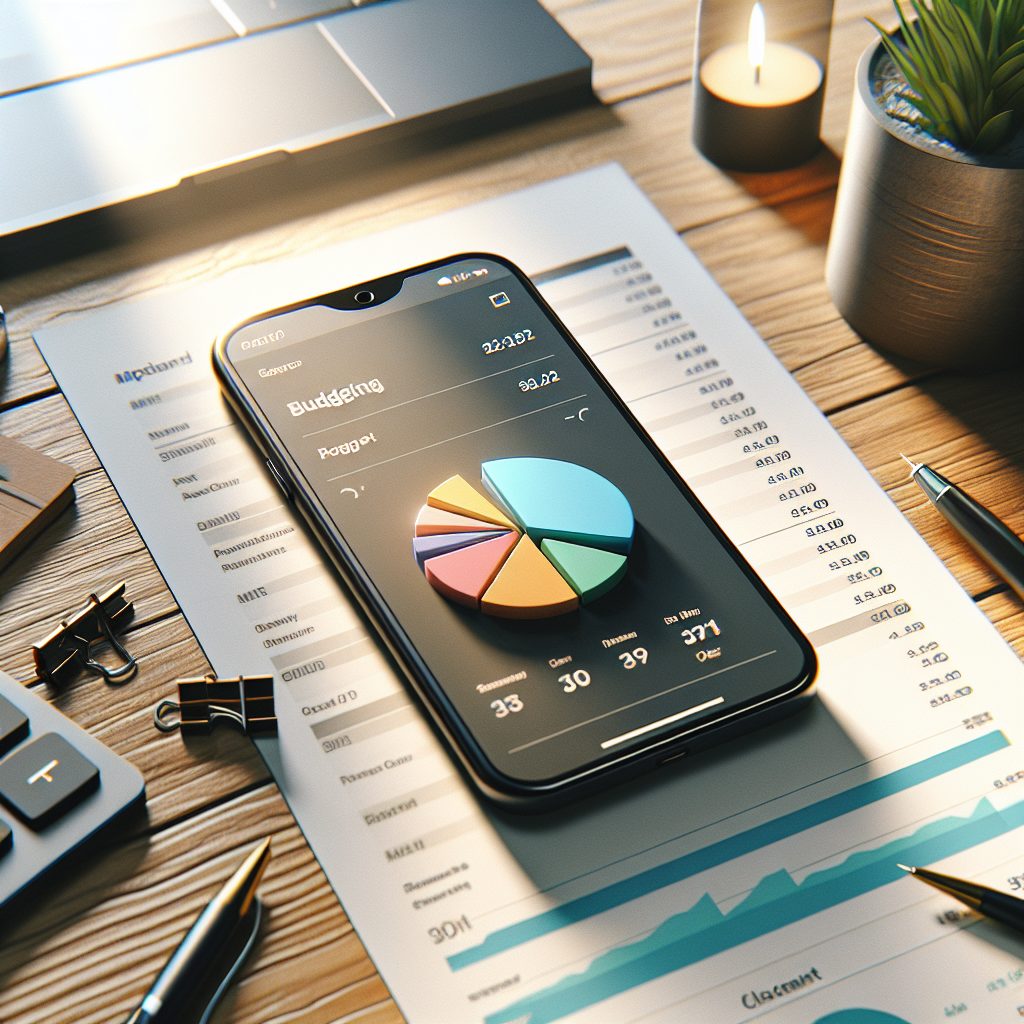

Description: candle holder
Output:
[692,0,833,171]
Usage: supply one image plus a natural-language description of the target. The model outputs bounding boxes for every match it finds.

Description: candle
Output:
[700,43,823,107]
[692,1,828,171]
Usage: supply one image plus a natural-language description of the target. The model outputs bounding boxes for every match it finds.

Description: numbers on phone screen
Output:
[682,620,721,645]
[519,370,560,391]
[560,670,591,693]
[481,329,534,355]
[618,648,648,669]
[491,694,524,717]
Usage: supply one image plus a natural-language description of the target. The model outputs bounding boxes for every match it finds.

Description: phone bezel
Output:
[213,252,817,809]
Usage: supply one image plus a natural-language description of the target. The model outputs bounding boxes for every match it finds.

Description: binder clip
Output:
[32,582,137,685]
[154,674,277,737]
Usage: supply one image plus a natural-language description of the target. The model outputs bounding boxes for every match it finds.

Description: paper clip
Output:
[32,582,137,685]
[154,674,277,737]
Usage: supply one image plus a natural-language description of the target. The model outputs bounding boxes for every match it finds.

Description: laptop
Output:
[0,0,591,239]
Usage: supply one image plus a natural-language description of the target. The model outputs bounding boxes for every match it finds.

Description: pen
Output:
[901,455,1024,602]
[898,863,1024,935]
[125,837,271,1024]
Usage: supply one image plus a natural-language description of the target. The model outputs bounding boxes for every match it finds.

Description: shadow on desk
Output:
[726,144,842,244]
[905,373,1024,474]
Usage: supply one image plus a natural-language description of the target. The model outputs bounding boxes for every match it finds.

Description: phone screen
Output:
[222,256,813,788]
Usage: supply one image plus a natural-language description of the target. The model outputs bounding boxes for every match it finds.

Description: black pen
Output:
[902,455,1024,602]
[898,863,1024,935]
[125,837,271,1024]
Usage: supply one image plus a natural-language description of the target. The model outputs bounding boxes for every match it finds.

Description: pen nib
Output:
[896,863,914,873]
[899,453,923,477]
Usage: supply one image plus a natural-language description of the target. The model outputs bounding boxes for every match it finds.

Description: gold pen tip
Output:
[250,836,272,874]
[236,837,272,918]
[896,863,914,873]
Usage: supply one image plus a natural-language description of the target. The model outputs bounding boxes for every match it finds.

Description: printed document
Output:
[36,164,1024,1022]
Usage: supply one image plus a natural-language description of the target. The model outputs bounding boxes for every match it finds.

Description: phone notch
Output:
[319,272,406,310]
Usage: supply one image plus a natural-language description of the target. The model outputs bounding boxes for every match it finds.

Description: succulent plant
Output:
[869,0,1024,151]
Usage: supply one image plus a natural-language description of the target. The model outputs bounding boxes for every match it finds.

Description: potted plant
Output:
[825,0,1023,368]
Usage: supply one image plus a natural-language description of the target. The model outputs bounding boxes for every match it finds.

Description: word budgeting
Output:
[287,379,384,416]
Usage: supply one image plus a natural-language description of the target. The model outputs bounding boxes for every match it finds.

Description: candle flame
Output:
[748,2,766,76]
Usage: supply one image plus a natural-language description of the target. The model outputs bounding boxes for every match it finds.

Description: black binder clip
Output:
[154,674,277,737]
[32,582,137,685]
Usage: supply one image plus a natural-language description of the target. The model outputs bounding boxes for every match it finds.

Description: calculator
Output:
[0,669,146,907]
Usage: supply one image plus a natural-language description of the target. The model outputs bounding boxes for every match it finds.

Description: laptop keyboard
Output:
[0,0,385,98]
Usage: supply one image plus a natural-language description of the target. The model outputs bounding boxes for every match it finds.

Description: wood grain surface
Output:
[0,1,1020,1022]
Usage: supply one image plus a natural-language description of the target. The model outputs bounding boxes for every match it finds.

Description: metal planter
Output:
[825,39,1023,369]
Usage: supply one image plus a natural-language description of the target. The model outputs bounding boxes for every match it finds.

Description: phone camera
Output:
[354,290,375,305]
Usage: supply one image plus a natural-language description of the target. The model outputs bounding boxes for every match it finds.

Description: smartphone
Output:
[213,254,816,809]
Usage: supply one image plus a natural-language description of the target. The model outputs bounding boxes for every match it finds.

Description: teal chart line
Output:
[449,730,1008,970]
[487,793,1024,1024]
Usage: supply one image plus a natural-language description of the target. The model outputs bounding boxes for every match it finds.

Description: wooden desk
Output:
[0,2,1020,1021]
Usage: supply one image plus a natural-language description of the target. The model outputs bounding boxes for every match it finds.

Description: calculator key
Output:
[0,694,29,757]
[0,817,10,856]
[0,733,99,829]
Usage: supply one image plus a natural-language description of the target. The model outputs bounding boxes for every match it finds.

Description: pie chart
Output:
[413,458,633,619]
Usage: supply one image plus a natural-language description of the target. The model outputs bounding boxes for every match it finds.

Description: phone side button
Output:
[266,460,293,503]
